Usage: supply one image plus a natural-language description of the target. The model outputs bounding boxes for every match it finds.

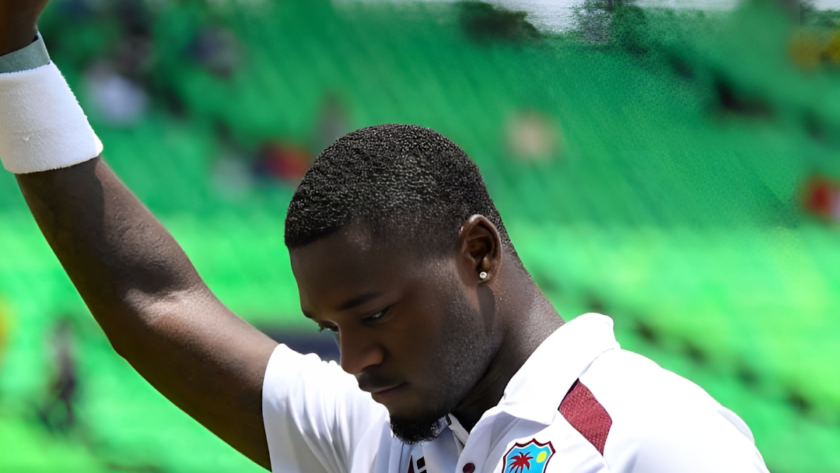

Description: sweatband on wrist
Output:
[0,61,103,174]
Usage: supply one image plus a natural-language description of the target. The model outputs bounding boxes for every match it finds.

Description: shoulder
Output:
[263,343,361,400]
[563,349,768,473]
[579,349,725,423]
[262,344,389,473]
[263,343,388,422]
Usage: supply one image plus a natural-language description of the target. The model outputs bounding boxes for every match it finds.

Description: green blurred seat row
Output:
[1,1,839,472]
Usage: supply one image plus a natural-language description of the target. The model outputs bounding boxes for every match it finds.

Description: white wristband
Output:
[0,62,103,174]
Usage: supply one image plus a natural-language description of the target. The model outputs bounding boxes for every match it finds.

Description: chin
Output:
[389,413,446,444]
[381,388,426,419]
[385,389,453,444]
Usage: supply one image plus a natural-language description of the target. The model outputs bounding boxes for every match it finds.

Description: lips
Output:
[368,383,408,404]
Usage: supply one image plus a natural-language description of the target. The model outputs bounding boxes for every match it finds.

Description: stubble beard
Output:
[389,287,498,444]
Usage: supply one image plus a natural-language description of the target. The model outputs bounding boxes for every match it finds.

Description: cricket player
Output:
[0,2,770,472]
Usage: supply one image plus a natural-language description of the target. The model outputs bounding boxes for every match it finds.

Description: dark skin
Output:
[3,0,564,467]
[291,220,563,431]
[0,0,46,56]
[16,159,279,469]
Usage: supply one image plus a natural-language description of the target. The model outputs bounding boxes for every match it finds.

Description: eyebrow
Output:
[301,291,384,320]
[337,291,383,311]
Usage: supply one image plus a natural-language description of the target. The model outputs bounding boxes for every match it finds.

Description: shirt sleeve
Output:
[582,350,771,473]
[625,402,770,473]
[262,344,388,473]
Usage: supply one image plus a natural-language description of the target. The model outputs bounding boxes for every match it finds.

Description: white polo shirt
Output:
[262,313,770,473]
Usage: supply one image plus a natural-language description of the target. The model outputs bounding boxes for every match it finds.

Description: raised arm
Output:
[2,4,277,470]
[17,160,278,468]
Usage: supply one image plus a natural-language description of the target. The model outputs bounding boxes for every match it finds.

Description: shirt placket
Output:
[454,420,495,473]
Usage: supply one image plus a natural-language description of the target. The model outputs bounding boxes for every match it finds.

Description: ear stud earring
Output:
[479,271,488,280]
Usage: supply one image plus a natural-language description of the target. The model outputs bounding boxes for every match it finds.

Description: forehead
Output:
[289,224,410,314]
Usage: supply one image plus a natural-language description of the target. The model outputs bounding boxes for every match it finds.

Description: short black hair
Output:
[284,124,517,260]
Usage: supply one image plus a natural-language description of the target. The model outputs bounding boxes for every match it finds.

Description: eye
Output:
[364,306,390,323]
[318,324,338,333]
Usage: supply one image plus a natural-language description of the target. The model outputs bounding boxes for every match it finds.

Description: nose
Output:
[338,327,384,376]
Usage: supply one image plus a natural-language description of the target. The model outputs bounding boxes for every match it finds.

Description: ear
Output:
[458,214,502,284]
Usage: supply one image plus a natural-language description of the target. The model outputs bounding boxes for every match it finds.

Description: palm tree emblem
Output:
[503,439,555,473]
[510,451,533,473]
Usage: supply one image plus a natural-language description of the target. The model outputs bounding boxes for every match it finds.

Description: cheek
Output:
[385,260,481,365]
[387,305,441,359]
[385,290,458,368]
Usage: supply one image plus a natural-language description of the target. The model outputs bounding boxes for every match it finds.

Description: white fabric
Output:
[0,62,102,174]
[262,314,770,473]
[262,345,388,473]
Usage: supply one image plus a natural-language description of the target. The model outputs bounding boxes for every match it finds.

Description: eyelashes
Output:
[318,324,338,333]
[365,306,390,322]
[316,306,392,333]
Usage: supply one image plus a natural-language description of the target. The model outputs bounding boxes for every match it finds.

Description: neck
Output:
[451,270,563,431]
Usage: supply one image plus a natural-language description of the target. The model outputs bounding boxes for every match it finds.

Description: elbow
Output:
[98,285,208,361]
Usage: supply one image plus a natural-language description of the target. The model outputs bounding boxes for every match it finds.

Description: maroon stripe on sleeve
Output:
[559,379,612,455]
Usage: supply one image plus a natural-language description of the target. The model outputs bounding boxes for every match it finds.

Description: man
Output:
[0,3,770,472]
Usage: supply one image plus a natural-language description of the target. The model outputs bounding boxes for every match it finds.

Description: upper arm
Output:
[16,158,280,469]
[126,287,279,470]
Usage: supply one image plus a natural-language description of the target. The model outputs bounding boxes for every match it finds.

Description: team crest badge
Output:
[502,439,556,473]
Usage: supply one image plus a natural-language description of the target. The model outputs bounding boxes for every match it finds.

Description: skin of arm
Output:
[0,1,46,56]
[3,4,278,468]
[16,159,278,469]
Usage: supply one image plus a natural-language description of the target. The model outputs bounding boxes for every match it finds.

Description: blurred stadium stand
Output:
[1,0,839,471]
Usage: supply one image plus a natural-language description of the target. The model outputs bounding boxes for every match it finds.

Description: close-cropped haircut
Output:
[284,124,518,260]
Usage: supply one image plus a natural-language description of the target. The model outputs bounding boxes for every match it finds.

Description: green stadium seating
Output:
[1,1,839,471]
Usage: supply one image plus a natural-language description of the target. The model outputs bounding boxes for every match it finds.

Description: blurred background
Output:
[1,0,839,471]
